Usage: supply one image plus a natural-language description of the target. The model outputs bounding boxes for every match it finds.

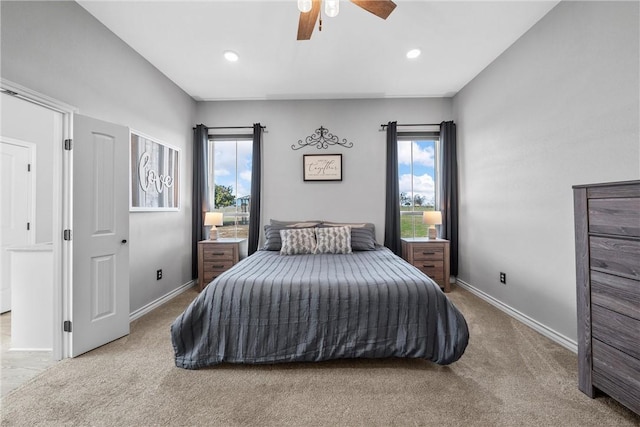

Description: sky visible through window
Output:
[213,139,252,201]
[398,139,437,207]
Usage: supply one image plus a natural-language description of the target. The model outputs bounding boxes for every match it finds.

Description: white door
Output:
[71,115,129,356]
[0,141,33,313]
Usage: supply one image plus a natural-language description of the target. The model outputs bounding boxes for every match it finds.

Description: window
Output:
[398,133,440,238]
[208,136,252,238]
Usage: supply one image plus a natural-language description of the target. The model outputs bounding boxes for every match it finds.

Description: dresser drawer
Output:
[590,236,640,280]
[412,246,444,261]
[202,246,236,261]
[592,304,640,360]
[591,271,640,321]
[592,339,640,415]
[589,198,640,237]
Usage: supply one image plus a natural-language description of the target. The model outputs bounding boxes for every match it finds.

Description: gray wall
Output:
[196,98,452,244]
[452,1,639,342]
[1,1,197,313]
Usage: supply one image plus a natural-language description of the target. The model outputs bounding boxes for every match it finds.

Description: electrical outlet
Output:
[156,269,163,280]
[499,272,506,284]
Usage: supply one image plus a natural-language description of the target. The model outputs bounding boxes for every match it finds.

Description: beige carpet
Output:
[1,286,638,426]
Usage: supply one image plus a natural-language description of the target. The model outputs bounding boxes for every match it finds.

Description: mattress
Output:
[171,247,468,369]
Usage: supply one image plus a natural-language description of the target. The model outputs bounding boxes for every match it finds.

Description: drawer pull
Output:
[422,252,436,255]
[422,264,435,268]
[211,252,226,256]
[211,265,225,269]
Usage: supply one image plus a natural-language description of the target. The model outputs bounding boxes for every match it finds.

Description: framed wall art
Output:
[303,154,342,182]
[130,131,180,211]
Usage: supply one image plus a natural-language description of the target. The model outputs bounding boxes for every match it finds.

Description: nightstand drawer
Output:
[203,260,235,273]
[416,267,444,283]
[412,246,444,261]
[202,247,236,261]
[413,260,444,271]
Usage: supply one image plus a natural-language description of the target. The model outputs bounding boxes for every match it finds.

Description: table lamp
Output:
[423,210,442,239]
[204,212,224,240]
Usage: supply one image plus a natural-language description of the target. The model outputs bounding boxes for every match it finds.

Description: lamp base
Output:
[428,226,437,239]
[209,226,219,240]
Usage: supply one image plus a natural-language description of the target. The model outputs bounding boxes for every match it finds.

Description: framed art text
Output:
[130,131,180,211]
[303,154,342,182]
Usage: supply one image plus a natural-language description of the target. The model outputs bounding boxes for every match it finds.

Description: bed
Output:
[171,223,469,369]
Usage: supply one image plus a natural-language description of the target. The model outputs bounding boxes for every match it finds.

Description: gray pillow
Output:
[270,219,322,228]
[263,221,321,251]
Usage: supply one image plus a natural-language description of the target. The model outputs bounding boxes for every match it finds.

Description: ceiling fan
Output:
[297,0,397,40]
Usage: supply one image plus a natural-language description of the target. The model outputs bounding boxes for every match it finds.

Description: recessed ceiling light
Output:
[224,50,239,62]
[406,49,421,59]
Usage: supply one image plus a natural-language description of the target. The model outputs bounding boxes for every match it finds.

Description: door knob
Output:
[121,239,128,244]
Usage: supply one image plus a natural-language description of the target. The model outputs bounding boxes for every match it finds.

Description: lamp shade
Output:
[204,212,223,227]
[423,210,442,225]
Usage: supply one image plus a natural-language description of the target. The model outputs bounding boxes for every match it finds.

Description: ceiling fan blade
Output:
[350,0,397,20]
[297,0,322,40]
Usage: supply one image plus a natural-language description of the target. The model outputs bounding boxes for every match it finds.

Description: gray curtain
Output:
[192,124,209,279]
[440,121,459,276]
[248,123,262,255]
[384,121,401,256]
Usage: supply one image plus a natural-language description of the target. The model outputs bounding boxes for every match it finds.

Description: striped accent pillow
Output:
[321,222,376,251]
[279,228,317,255]
[314,226,352,254]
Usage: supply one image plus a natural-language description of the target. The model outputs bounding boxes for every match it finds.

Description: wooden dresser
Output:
[573,180,640,415]
[401,238,450,292]
[197,238,246,291]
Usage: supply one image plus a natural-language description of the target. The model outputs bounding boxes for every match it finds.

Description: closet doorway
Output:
[0,90,63,395]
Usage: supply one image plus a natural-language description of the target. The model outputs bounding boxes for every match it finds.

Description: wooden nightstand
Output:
[401,238,451,292]
[197,238,246,291]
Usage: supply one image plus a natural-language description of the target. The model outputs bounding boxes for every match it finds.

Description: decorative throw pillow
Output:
[279,228,317,255]
[314,226,352,254]
[321,222,376,251]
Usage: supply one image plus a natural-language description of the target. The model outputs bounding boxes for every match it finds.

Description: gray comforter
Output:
[171,248,468,369]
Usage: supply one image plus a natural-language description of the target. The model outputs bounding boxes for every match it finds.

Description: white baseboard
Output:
[129,280,195,322]
[456,279,578,354]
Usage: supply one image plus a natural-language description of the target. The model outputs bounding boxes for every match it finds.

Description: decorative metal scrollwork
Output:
[291,126,354,150]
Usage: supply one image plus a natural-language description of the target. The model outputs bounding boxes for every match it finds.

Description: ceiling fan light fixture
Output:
[325,0,340,18]
[406,48,421,59]
[223,50,239,62]
[297,0,313,13]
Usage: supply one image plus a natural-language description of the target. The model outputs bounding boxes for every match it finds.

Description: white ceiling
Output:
[77,0,559,101]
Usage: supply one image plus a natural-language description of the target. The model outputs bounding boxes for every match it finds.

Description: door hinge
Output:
[64,139,72,150]
[63,229,72,241]
[27,163,31,172]
[63,321,72,332]
[27,222,30,231]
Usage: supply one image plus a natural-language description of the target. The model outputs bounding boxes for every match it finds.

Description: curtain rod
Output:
[192,125,267,130]
[380,123,441,128]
